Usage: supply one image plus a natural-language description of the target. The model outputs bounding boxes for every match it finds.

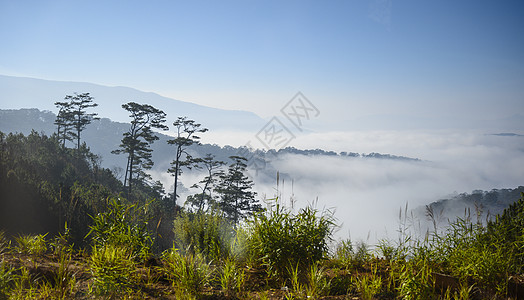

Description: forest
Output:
[1,93,524,299]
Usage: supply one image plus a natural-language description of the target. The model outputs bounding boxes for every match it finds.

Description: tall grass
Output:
[0,192,521,299]
[246,198,335,285]
[89,244,136,296]
[218,257,245,296]
[172,211,235,262]
[161,246,212,295]
[15,234,47,256]
[87,197,153,261]
[0,261,16,299]
[0,232,9,256]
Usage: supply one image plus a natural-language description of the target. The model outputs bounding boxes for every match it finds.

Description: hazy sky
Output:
[1,0,523,129]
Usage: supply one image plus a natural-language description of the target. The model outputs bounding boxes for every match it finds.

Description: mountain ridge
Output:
[0,74,265,132]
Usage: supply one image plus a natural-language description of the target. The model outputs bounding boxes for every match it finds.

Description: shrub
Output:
[246,199,335,284]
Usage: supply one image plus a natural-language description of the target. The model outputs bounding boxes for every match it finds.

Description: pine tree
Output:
[186,154,225,213]
[68,93,99,152]
[215,156,260,224]
[54,100,74,148]
[54,93,98,151]
[167,117,208,208]
[112,102,168,197]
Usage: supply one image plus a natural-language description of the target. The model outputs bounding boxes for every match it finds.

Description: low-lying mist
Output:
[154,129,524,245]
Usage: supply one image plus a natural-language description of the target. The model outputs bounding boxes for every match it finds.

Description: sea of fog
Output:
[154,129,524,245]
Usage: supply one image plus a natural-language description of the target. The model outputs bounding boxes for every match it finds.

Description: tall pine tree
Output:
[186,154,225,213]
[112,102,168,197]
[216,156,260,224]
[68,93,99,152]
[167,117,208,207]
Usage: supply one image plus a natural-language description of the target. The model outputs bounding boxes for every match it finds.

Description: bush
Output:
[246,200,335,284]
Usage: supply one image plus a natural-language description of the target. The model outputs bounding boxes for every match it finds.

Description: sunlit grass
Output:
[15,234,47,256]
[161,246,212,296]
[0,192,522,299]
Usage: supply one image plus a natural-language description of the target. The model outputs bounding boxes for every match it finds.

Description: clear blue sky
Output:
[1,0,523,129]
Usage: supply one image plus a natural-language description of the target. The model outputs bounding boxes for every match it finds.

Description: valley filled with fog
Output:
[173,129,524,243]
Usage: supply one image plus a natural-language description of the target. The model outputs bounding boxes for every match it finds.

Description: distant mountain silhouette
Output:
[0,74,266,132]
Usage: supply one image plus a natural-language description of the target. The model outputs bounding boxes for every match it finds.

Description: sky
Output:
[1,0,524,130]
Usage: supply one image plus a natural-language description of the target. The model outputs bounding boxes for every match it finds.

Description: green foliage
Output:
[0,261,16,300]
[89,244,136,296]
[87,197,153,261]
[218,257,245,297]
[161,247,212,295]
[172,211,235,262]
[167,116,208,207]
[246,199,335,284]
[15,234,47,256]
[429,216,511,293]
[215,156,261,224]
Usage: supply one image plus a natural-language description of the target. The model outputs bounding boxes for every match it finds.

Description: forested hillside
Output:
[417,187,524,228]
[0,108,422,184]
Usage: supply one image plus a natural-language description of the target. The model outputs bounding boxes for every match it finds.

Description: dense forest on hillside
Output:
[416,187,524,230]
[1,97,524,299]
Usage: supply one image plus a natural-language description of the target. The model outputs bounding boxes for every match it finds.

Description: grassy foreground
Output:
[1,194,524,299]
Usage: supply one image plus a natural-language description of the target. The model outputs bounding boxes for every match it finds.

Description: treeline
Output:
[418,186,524,229]
[0,92,261,249]
[0,108,423,175]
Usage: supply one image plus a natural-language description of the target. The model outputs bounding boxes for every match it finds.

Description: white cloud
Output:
[247,130,524,244]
